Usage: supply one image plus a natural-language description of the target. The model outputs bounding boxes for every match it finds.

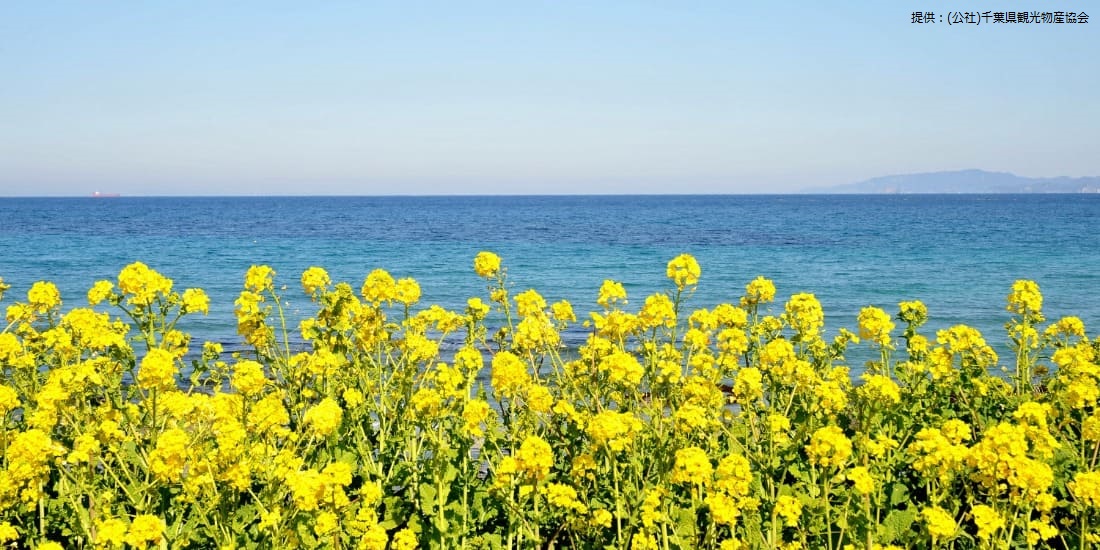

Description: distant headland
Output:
[807,169,1100,194]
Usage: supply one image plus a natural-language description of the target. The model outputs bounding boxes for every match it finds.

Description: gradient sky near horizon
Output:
[1,2,1097,196]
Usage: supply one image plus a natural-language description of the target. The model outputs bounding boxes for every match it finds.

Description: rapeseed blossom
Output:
[304,398,343,437]
[970,504,1005,540]
[473,251,502,278]
[1,255,1098,549]
[922,506,957,541]
[666,253,701,289]
[742,276,776,306]
[806,425,853,469]
[774,495,802,527]
[671,446,712,485]
[1007,279,1042,315]
[857,306,894,347]
[1069,471,1100,508]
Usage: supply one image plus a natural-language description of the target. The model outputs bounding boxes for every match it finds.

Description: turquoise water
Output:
[1,195,1098,371]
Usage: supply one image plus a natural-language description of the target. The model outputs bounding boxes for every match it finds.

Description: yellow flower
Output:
[715,453,753,497]
[898,300,928,325]
[631,534,660,550]
[706,492,740,526]
[466,297,491,319]
[285,468,328,511]
[125,514,165,548]
[231,359,267,396]
[491,351,530,399]
[1069,470,1100,508]
[67,433,100,464]
[0,385,20,417]
[301,266,331,295]
[670,446,713,485]
[410,388,443,416]
[767,414,792,446]
[599,350,644,386]
[394,277,421,305]
[94,517,127,546]
[597,279,628,308]
[244,264,275,293]
[314,511,339,536]
[666,253,701,289]
[732,367,763,404]
[857,306,894,347]
[87,280,115,305]
[361,268,396,305]
[806,425,853,469]
[473,251,502,278]
[908,428,968,484]
[343,387,365,409]
[138,348,178,392]
[37,542,64,550]
[514,289,547,317]
[543,483,587,513]
[1027,519,1058,545]
[181,288,210,314]
[391,528,418,550]
[148,428,190,483]
[587,410,643,452]
[846,466,875,495]
[640,488,665,528]
[463,400,492,437]
[921,506,957,541]
[304,398,344,437]
[784,293,824,338]
[527,385,553,413]
[590,509,613,528]
[858,374,901,405]
[970,504,1005,539]
[1007,279,1042,315]
[0,522,18,544]
[1046,316,1086,338]
[551,300,577,323]
[639,293,677,329]
[742,276,776,306]
[515,435,554,482]
[940,419,972,445]
[774,495,802,527]
[27,281,62,313]
[118,262,174,307]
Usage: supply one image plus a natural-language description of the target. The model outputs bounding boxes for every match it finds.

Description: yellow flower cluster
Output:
[1007,279,1043,315]
[1,255,1098,549]
[671,446,713,485]
[857,306,894,347]
[741,276,776,307]
[922,506,957,541]
[784,293,824,338]
[473,251,502,278]
[806,425,853,469]
[118,261,174,306]
[666,253,701,290]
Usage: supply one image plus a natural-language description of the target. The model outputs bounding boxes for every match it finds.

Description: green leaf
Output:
[888,482,910,507]
[420,483,437,513]
[878,507,917,544]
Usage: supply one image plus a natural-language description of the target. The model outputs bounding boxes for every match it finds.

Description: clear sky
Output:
[1,1,1096,196]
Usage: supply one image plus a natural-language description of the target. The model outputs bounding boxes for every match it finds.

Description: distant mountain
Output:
[808,169,1100,194]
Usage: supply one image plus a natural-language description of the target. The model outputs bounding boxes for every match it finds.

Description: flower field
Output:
[1,253,1099,549]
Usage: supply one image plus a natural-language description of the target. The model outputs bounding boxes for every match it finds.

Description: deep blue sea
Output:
[1,195,1098,374]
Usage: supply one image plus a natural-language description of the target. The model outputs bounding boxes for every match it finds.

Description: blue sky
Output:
[1,1,1096,195]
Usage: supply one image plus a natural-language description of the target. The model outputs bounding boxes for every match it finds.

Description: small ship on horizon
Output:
[92,191,121,198]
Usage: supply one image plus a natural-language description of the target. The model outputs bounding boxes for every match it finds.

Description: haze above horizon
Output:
[1,2,1097,196]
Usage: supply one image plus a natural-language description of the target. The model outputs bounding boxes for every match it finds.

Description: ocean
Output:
[1,194,1098,373]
